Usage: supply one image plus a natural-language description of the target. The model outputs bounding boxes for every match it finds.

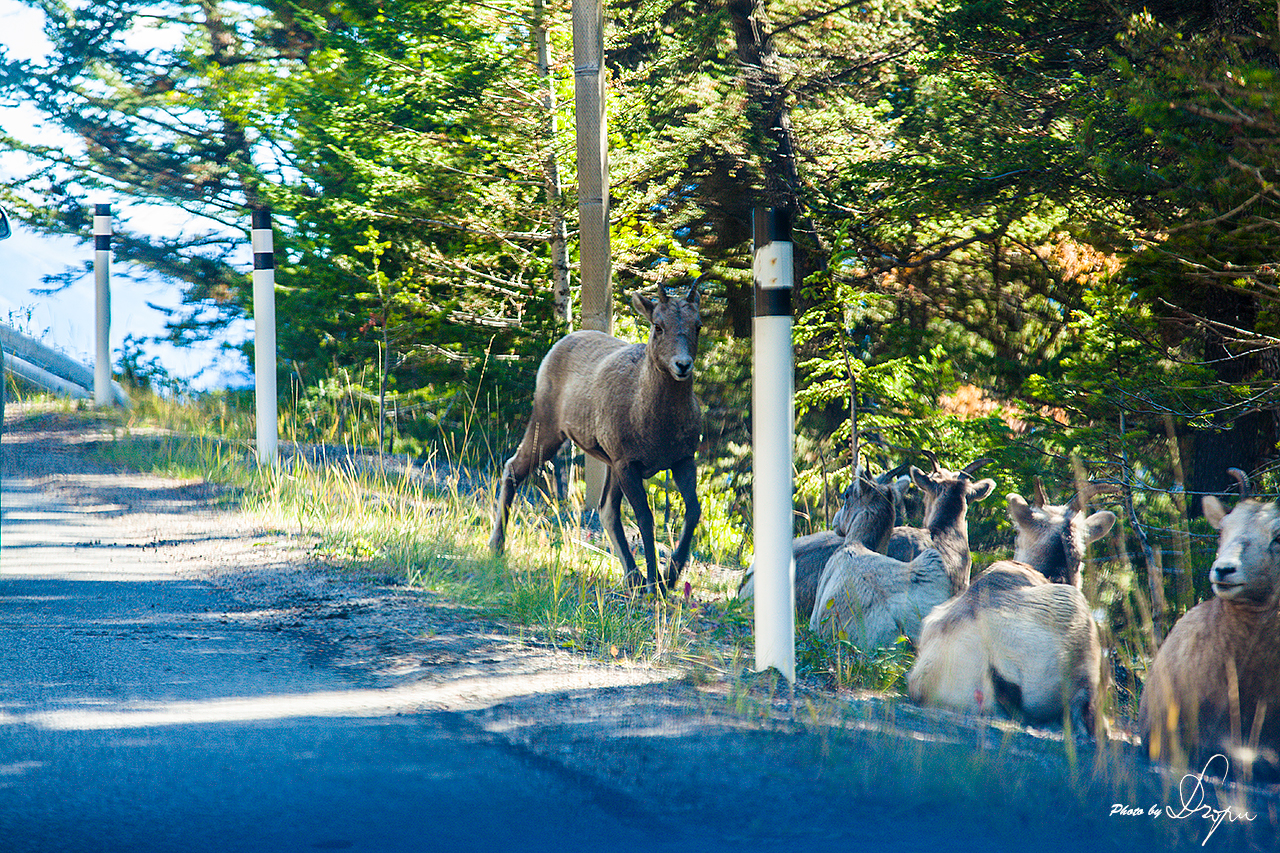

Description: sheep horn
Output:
[1068,482,1123,511]
[657,285,670,303]
[1228,467,1250,498]
[919,448,941,473]
[876,462,911,484]
[961,457,993,476]
[1033,476,1050,508]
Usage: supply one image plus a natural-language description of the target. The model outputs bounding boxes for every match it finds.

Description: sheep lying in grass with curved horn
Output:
[488,282,702,593]
[809,456,995,650]
[738,464,910,618]
[907,482,1118,735]
[1140,468,1280,782]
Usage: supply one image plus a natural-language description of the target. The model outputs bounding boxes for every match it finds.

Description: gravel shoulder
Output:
[3,404,1277,852]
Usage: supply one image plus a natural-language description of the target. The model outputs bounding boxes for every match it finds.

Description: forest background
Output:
[3,0,1280,673]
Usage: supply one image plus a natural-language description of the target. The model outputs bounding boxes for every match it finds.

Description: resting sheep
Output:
[738,465,908,618]
[809,457,995,650]
[907,483,1118,735]
[1139,469,1280,782]
[488,284,702,593]
[1007,478,1119,587]
[885,454,990,568]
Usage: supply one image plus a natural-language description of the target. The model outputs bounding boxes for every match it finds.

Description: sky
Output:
[0,0,252,391]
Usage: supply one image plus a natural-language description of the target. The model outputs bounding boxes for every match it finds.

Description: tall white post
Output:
[752,207,795,682]
[93,203,112,407]
[252,208,278,466]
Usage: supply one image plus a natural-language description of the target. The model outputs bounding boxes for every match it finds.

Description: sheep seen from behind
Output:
[883,455,995,590]
[1007,478,1119,587]
[810,456,995,650]
[907,483,1118,736]
[1139,469,1280,782]
[488,284,703,593]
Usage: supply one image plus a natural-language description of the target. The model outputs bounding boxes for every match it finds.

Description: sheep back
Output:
[886,525,932,563]
[794,531,844,615]
[737,530,843,617]
[909,564,1101,727]
[810,545,950,649]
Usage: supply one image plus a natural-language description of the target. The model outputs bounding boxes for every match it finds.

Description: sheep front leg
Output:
[664,456,701,590]
[599,469,644,589]
[614,463,660,593]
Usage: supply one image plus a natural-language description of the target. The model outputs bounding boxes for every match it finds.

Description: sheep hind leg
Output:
[488,421,562,555]
[1069,686,1100,743]
[599,469,645,590]
[663,456,701,591]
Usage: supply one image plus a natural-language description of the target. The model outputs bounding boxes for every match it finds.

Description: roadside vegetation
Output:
[0,365,1222,718]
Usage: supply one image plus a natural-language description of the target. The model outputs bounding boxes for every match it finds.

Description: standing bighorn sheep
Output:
[488,284,703,593]
[1140,469,1280,782]
[907,483,1117,735]
[738,464,909,618]
[809,457,995,650]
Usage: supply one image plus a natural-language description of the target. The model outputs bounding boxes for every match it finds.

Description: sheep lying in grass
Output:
[809,457,995,650]
[738,465,908,618]
[489,284,702,593]
[908,563,1103,735]
[906,483,1118,736]
[886,454,992,569]
[1140,469,1280,782]
[1007,478,1120,587]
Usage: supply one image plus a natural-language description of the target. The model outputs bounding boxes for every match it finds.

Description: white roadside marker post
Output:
[752,206,796,682]
[94,204,112,407]
[252,207,278,466]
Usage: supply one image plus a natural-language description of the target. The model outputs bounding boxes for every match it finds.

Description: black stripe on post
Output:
[94,204,111,251]
[768,207,792,243]
[251,207,274,270]
[754,286,791,317]
[753,206,793,317]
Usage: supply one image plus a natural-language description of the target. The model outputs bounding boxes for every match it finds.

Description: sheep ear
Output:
[967,478,996,502]
[891,475,912,500]
[909,466,935,494]
[632,291,656,322]
[1007,493,1035,526]
[1202,495,1228,529]
[1082,510,1117,544]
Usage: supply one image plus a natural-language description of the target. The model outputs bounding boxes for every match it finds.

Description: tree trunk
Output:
[534,0,572,327]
